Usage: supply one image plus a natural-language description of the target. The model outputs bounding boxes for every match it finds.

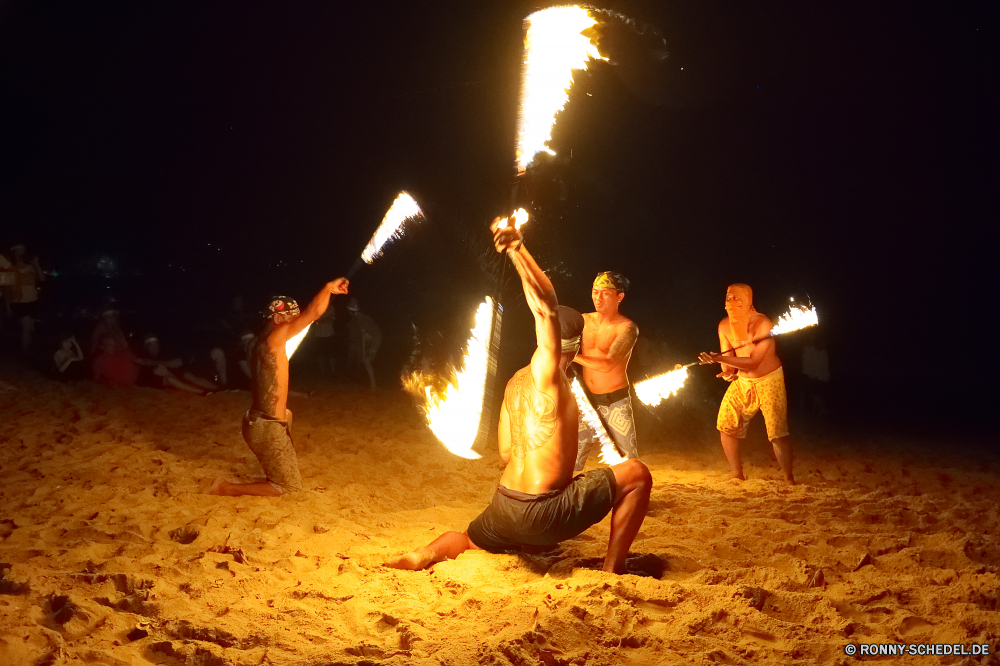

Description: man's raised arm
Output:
[491,219,560,375]
[287,278,350,339]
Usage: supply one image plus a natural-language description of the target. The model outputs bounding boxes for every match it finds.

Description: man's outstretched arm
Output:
[573,322,638,372]
[491,219,560,383]
[286,278,350,339]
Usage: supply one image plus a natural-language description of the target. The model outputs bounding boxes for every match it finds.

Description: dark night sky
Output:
[1,1,994,433]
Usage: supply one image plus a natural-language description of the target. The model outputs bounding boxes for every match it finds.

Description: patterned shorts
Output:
[241,409,303,494]
[717,367,789,441]
[575,387,638,471]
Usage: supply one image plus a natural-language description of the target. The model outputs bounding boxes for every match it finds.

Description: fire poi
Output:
[570,376,627,465]
[360,191,424,265]
[287,192,424,360]
[516,6,605,174]
[411,297,499,460]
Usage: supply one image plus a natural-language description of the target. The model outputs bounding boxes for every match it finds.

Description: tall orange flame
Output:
[515,6,603,174]
[411,298,497,459]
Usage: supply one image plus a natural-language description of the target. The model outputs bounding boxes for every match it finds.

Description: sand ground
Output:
[1,368,998,665]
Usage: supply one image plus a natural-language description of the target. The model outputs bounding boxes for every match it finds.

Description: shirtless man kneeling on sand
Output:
[698,283,795,484]
[385,219,651,574]
[209,279,349,496]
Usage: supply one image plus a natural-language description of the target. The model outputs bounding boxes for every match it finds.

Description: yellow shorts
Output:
[717,367,789,441]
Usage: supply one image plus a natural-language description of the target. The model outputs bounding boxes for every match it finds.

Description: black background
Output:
[1,1,993,436]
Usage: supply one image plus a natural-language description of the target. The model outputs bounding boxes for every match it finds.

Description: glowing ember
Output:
[416,298,498,459]
[634,365,689,407]
[512,208,529,230]
[770,300,819,336]
[570,377,625,466]
[515,6,604,174]
[285,324,311,359]
[360,192,424,264]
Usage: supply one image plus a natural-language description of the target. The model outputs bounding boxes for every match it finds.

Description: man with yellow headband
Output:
[573,271,639,472]
[698,284,795,484]
[209,279,349,496]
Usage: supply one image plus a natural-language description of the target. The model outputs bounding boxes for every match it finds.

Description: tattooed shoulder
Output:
[609,321,638,359]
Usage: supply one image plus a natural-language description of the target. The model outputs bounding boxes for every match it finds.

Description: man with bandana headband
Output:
[573,271,640,472]
[698,284,795,484]
[385,220,651,574]
[209,278,349,496]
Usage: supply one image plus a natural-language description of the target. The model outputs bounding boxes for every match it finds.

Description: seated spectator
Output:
[51,335,86,381]
[92,335,139,387]
[135,334,218,394]
[90,304,129,357]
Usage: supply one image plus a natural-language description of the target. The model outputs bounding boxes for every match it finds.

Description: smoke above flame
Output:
[770,300,819,336]
[405,298,498,459]
[515,6,603,174]
[360,192,424,264]
[570,377,625,466]
[634,365,689,407]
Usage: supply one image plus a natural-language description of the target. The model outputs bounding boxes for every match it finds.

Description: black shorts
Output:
[10,300,39,320]
[466,467,616,553]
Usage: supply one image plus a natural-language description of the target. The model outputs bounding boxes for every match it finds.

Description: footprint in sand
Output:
[169,525,200,545]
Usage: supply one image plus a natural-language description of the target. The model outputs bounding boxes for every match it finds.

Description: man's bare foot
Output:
[723,471,745,482]
[384,546,436,570]
[208,477,229,495]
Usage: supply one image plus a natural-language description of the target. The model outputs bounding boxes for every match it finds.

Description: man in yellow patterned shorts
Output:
[698,284,795,484]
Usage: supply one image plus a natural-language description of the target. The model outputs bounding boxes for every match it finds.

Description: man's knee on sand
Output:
[610,458,652,502]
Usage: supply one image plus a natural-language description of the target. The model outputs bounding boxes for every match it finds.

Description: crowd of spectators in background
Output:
[0,244,382,395]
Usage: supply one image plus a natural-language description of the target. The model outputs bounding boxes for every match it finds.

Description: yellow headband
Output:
[593,273,619,291]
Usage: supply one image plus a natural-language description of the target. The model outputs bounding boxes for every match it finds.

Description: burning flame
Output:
[360,191,424,264]
[634,365,689,407]
[515,6,603,174]
[413,298,498,459]
[512,207,529,230]
[285,324,311,359]
[770,300,819,336]
[570,377,625,466]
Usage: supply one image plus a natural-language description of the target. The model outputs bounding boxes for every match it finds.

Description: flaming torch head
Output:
[360,191,424,264]
[408,298,499,460]
[570,377,626,465]
[635,365,689,407]
[770,300,819,336]
[515,6,604,174]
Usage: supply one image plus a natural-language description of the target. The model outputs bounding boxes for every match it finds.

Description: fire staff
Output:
[698,284,795,484]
